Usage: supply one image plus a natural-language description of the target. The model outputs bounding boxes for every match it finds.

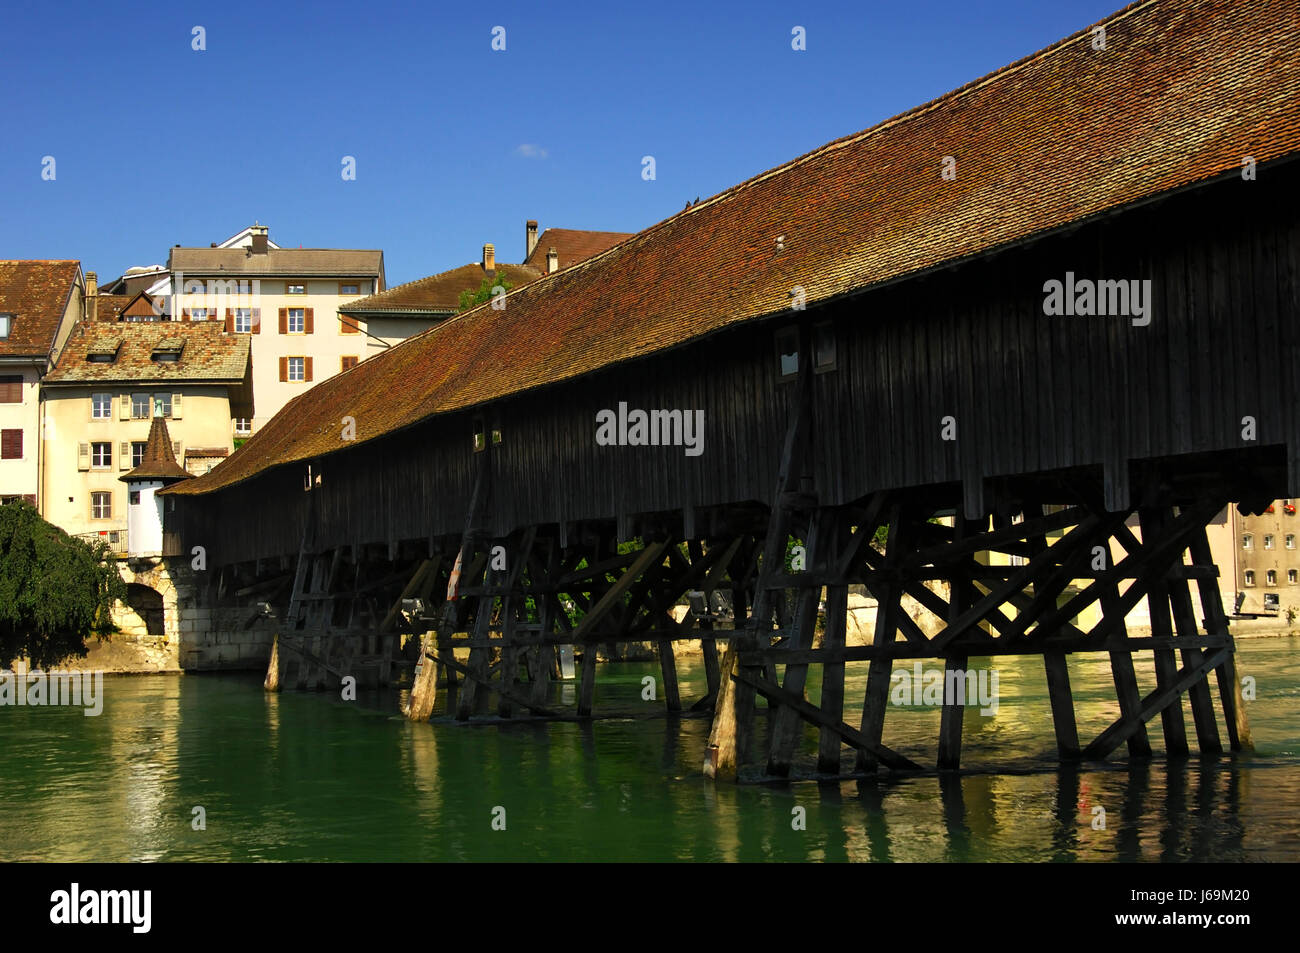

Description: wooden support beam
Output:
[1043,653,1080,759]
[856,503,907,773]
[817,582,849,774]
[732,669,922,772]
[1083,648,1232,761]
[430,653,559,718]
[1138,508,1190,757]
[569,540,671,644]
[1188,526,1252,751]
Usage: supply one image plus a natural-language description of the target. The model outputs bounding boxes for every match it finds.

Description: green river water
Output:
[2,637,1298,862]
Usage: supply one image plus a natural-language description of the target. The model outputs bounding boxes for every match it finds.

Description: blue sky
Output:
[1,0,1121,287]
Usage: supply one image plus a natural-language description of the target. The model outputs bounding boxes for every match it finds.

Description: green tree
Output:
[0,501,125,669]
[458,271,513,312]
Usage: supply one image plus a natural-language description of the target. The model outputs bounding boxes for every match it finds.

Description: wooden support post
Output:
[1101,576,1153,759]
[817,582,849,774]
[264,633,282,692]
[1043,653,1080,758]
[856,503,907,773]
[1189,525,1253,751]
[1139,509,1190,757]
[657,635,681,712]
[1168,568,1222,755]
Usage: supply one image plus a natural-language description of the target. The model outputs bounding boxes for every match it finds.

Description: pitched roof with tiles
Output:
[168,246,384,277]
[0,260,81,359]
[167,0,1300,497]
[120,416,192,483]
[43,321,250,385]
[524,229,633,272]
[339,262,543,316]
[91,294,134,322]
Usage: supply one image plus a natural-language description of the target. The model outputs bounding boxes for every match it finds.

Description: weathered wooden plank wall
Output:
[165,165,1300,567]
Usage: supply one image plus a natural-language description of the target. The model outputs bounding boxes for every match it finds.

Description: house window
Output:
[1265,535,1275,550]
[1244,570,1255,586]
[341,356,359,371]
[154,393,172,418]
[776,328,799,379]
[233,418,252,436]
[189,308,210,321]
[234,308,253,333]
[288,308,305,333]
[0,429,21,460]
[1290,569,1298,585]
[0,375,22,403]
[91,441,112,469]
[1267,569,1278,586]
[91,392,112,418]
[813,322,836,371]
[286,282,306,295]
[132,393,151,418]
[1288,534,1296,550]
[91,491,112,519]
[1242,534,1253,550]
[288,357,305,381]
[129,490,141,505]
[339,282,361,296]
[132,441,147,467]
[0,314,11,338]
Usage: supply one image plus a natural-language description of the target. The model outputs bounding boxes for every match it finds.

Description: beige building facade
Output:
[0,261,85,509]
[40,321,250,544]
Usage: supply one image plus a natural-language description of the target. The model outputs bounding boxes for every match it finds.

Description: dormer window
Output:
[151,339,184,362]
[87,340,120,363]
[0,313,11,338]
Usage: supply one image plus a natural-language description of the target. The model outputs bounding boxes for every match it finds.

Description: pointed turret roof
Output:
[120,416,193,484]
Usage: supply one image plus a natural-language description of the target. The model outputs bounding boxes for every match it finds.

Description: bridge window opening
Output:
[492,428,503,446]
[776,328,799,379]
[473,420,486,452]
[814,322,836,372]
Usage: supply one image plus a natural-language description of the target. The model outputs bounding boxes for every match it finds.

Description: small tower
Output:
[120,416,192,556]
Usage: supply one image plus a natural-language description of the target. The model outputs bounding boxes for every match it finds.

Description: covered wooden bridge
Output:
[163,0,1300,781]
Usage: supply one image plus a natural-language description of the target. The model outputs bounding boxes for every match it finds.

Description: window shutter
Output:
[278,308,288,334]
[251,308,261,334]
[22,494,34,506]
[279,357,288,382]
[78,441,90,470]
[225,309,235,333]
[341,315,359,334]
[119,394,131,420]
[304,356,313,382]
[0,429,21,460]
[119,441,131,470]
[181,308,191,321]
[172,394,183,419]
[304,308,314,334]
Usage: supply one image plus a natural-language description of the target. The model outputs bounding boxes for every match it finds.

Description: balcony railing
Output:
[74,529,129,555]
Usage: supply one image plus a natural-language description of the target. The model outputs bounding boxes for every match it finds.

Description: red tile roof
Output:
[168,247,383,278]
[0,260,80,360]
[340,263,543,316]
[524,229,633,272]
[121,416,192,483]
[91,294,134,322]
[168,0,1300,498]
[44,321,250,385]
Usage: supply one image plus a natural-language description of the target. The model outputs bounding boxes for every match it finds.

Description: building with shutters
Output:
[166,225,385,434]
[0,260,86,509]
[40,320,250,543]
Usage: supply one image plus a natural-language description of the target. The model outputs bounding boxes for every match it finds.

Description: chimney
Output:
[482,243,495,273]
[546,247,558,274]
[250,225,269,255]
[85,271,98,321]
[526,220,539,260]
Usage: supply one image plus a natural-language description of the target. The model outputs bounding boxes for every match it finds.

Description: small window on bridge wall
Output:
[813,321,837,373]
[473,419,487,452]
[776,328,799,380]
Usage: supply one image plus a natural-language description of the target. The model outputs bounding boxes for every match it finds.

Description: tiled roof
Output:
[339,263,543,315]
[0,260,80,359]
[91,294,133,322]
[121,416,192,483]
[168,247,383,277]
[44,321,250,385]
[168,0,1300,497]
[524,229,633,272]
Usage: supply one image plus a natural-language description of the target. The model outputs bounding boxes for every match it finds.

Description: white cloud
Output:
[515,143,549,159]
